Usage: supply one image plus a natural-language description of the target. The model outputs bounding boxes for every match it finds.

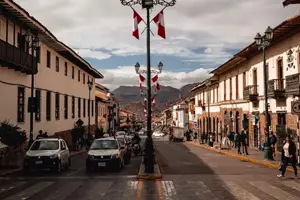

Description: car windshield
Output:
[90,140,119,150]
[30,140,59,150]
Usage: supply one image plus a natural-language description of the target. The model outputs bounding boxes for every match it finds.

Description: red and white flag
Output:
[152,75,158,83]
[156,83,161,91]
[139,74,145,82]
[153,9,166,39]
[132,10,143,39]
[152,97,156,107]
[139,74,145,92]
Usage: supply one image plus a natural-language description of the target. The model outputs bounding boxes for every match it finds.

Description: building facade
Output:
[0,0,103,139]
[95,84,109,133]
[171,100,189,131]
[190,14,300,149]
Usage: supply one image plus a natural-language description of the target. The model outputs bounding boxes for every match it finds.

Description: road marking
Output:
[4,181,54,200]
[80,180,113,200]
[249,181,300,200]
[0,175,137,180]
[42,181,82,200]
[188,181,219,200]
[156,180,164,200]
[136,180,143,200]
[224,181,260,200]
[0,182,26,195]
[282,181,300,192]
[161,181,177,198]
[127,181,138,190]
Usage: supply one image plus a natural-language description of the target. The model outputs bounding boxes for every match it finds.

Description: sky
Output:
[14,0,299,90]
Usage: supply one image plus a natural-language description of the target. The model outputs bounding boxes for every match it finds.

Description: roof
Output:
[0,0,103,79]
[210,14,300,75]
[95,83,109,92]
[283,0,300,6]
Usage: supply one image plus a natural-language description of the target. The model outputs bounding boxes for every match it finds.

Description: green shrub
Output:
[0,120,27,148]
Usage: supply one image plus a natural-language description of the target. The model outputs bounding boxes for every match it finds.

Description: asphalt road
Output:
[1,136,300,199]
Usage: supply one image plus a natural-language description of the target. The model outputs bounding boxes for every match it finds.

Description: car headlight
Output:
[112,153,120,159]
[50,155,58,159]
[87,155,94,159]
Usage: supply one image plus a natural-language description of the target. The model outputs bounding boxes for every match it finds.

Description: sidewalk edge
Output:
[186,142,294,173]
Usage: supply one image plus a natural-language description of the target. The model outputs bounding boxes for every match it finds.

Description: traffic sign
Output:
[291,101,300,115]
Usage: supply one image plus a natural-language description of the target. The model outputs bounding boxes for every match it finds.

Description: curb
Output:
[186,141,295,173]
[0,150,87,177]
[137,163,163,180]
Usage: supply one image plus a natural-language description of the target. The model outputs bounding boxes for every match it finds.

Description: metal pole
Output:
[263,46,273,160]
[297,115,300,165]
[88,90,91,137]
[29,47,35,147]
[144,6,155,173]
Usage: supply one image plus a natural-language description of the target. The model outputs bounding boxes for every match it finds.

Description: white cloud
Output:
[75,49,111,60]
[96,66,212,90]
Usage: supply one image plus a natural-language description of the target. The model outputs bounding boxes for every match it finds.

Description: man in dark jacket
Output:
[277,135,298,179]
[240,130,249,155]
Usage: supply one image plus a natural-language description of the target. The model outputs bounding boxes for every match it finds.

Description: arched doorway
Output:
[235,111,240,133]
[230,111,233,132]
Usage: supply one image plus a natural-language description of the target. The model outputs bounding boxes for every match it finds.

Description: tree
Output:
[0,120,26,148]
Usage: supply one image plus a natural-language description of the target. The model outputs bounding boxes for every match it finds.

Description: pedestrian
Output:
[236,132,241,154]
[270,131,277,157]
[36,130,43,139]
[240,130,249,155]
[193,132,198,142]
[201,133,204,144]
[234,132,238,148]
[277,135,298,179]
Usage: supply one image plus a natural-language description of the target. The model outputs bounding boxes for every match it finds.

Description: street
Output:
[0,137,300,200]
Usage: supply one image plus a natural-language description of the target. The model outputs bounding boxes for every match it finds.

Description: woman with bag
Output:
[277,135,298,179]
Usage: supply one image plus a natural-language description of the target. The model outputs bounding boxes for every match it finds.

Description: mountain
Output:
[113,83,199,114]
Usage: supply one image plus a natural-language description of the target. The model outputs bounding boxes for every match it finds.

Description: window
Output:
[78,98,81,118]
[47,51,51,68]
[64,95,68,119]
[224,80,226,101]
[83,73,85,84]
[17,87,25,122]
[64,62,68,76]
[236,75,239,100]
[55,93,60,120]
[92,100,94,117]
[83,99,86,117]
[35,89,41,121]
[229,78,232,100]
[78,70,81,82]
[277,59,284,79]
[72,66,75,79]
[55,56,59,72]
[243,72,246,88]
[46,91,51,121]
[72,96,75,119]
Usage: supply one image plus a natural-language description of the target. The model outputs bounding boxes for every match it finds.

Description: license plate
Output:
[98,162,106,167]
[35,161,43,164]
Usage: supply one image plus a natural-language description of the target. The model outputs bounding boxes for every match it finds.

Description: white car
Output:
[86,137,125,172]
[23,138,70,172]
[153,131,164,137]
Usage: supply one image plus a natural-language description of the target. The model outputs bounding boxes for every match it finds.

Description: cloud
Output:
[74,48,112,60]
[96,66,212,90]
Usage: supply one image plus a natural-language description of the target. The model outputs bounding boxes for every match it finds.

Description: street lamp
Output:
[254,26,274,160]
[87,80,93,140]
[121,0,175,173]
[27,33,40,147]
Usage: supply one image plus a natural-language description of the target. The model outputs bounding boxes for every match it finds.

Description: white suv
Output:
[86,137,125,172]
[23,138,70,172]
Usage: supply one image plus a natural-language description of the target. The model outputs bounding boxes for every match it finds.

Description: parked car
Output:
[117,138,132,164]
[23,138,70,173]
[86,138,125,172]
[153,131,164,137]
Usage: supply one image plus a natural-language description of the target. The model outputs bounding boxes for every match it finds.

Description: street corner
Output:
[137,164,163,180]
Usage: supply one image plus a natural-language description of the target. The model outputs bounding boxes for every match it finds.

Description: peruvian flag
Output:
[139,74,145,92]
[144,98,147,106]
[139,74,145,82]
[152,75,158,83]
[152,97,156,106]
[132,10,143,39]
[153,9,166,39]
[156,83,161,91]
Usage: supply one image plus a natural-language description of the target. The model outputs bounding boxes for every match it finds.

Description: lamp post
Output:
[87,80,93,138]
[254,26,274,160]
[27,33,40,147]
[135,61,163,171]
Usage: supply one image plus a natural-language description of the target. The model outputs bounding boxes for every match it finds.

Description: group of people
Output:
[227,130,249,155]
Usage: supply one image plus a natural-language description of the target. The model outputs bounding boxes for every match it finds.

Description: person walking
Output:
[240,130,249,155]
[236,132,242,154]
[234,132,238,148]
[270,131,277,157]
[277,135,298,179]
[193,132,198,142]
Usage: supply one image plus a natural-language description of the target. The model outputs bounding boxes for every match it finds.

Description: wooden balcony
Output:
[267,79,285,99]
[243,85,258,101]
[286,73,300,96]
[0,39,37,74]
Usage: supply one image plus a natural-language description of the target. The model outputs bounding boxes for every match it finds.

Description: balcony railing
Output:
[243,85,258,101]
[268,79,285,99]
[0,39,37,74]
[286,73,300,96]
